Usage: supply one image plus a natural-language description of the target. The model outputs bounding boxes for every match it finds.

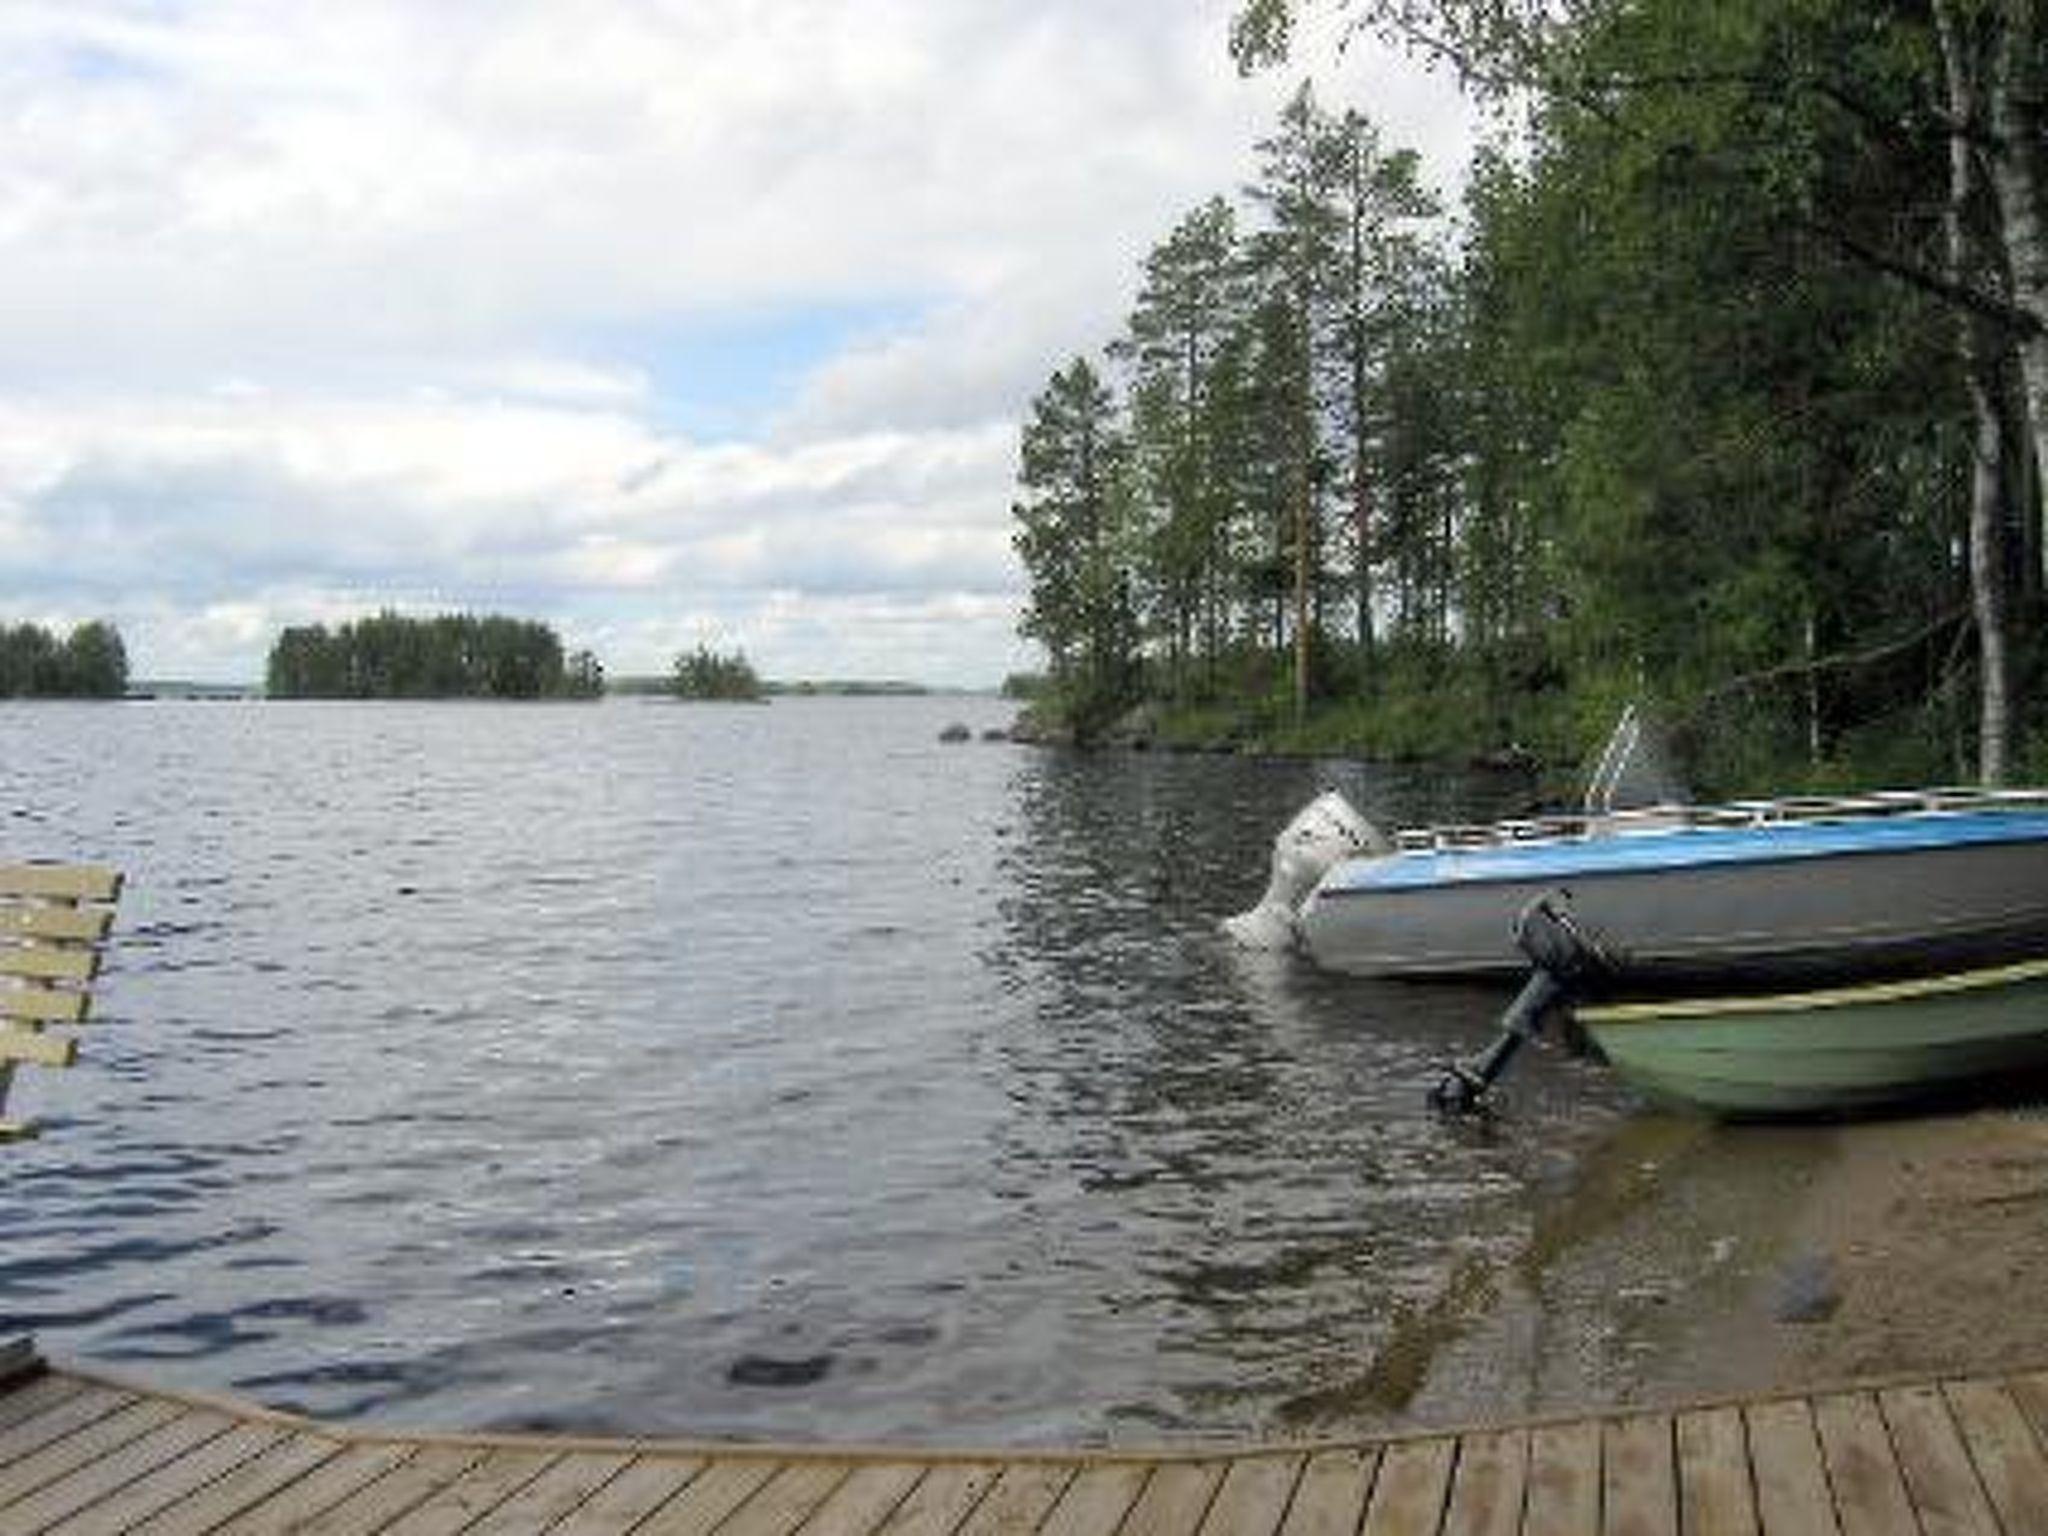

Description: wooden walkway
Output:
[6,1355,2048,1536]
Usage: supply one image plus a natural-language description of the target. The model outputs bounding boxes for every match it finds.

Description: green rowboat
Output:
[1576,957,2048,1116]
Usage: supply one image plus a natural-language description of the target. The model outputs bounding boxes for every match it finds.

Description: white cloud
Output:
[0,391,1024,679]
[0,0,1475,682]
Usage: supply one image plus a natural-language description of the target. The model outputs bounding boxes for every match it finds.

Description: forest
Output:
[265,612,604,700]
[1010,0,2048,794]
[0,620,128,699]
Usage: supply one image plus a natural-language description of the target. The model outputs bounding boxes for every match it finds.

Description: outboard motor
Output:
[1223,790,1385,950]
[1429,893,1617,1114]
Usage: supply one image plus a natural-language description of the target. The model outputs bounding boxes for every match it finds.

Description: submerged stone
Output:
[726,1352,836,1388]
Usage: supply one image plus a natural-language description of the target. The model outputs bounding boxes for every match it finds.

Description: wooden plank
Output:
[952,1464,1076,1536]
[798,1463,926,1536]
[2007,1372,2048,1449]
[636,1460,788,1536]
[1204,1456,1305,1536]
[1119,1463,1224,1536]
[270,1442,487,1536]
[0,907,112,944]
[1812,1394,1917,1536]
[1674,1408,1756,1536]
[39,1419,283,1535]
[549,1455,707,1536]
[1441,1430,1527,1536]
[0,1375,91,1440]
[0,1397,173,1503]
[720,1463,856,1536]
[1878,1385,2000,1536]
[0,1407,232,1534]
[0,947,98,985]
[869,1464,1002,1536]
[1276,1451,1373,1536]
[1361,1438,1454,1536]
[373,1447,557,1536]
[1601,1417,1674,1536]
[0,867,122,904]
[122,1431,349,1536]
[1945,1379,2048,1535]
[0,1028,75,1070]
[1039,1464,1149,1536]
[206,1441,416,1535]
[11,1367,2048,1536]
[0,985,88,1026]
[458,1450,632,1536]
[1744,1400,1838,1536]
[1525,1420,1600,1536]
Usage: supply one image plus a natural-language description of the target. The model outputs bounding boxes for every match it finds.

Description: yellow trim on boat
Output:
[1580,955,2048,1024]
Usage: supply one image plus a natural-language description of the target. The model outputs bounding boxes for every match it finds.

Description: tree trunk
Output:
[1967,396,2012,783]
[1803,610,1822,766]
[1349,173,1376,661]
[1291,300,1315,725]
[1938,0,2015,783]
[1293,436,1313,725]
[1988,3,2048,556]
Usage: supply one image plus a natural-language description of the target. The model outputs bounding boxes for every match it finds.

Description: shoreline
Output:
[1314,1101,2048,1437]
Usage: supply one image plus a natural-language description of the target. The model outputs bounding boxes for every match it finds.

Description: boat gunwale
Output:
[1313,805,2048,899]
[1580,954,2048,1024]
[1388,784,2048,857]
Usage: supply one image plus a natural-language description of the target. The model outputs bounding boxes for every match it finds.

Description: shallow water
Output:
[0,697,1638,1443]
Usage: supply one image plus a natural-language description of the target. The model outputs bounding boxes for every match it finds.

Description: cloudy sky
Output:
[2,0,1473,685]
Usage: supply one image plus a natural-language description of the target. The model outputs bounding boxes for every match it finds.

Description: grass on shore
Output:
[1019,680,2019,802]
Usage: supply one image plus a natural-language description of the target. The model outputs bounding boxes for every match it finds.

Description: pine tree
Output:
[1013,358,1140,733]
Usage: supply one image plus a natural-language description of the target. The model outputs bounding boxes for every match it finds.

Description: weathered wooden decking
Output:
[6,1356,2048,1536]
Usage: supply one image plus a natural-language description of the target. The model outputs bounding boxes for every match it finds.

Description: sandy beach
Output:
[1308,1099,2048,1435]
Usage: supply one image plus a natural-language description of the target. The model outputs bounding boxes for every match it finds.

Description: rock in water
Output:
[1772,1252,1842,1324]
[727,1353,836,1387]
[938,722,971,743]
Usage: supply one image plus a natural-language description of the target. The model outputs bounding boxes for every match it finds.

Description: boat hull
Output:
[1578,960,2048,1115]
[1296,811,2048,989]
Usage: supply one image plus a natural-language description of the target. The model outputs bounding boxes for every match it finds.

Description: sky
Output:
[1,0,1476,686]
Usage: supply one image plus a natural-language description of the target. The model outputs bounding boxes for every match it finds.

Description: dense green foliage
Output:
[265,612,602,699]
[0,620,129,698]
[1012,0,2048,793]
[670,644,765,701]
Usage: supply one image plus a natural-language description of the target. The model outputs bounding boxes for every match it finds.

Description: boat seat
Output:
[0,863,124,1142]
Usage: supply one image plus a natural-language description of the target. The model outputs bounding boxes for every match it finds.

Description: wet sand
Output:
[1304,1100,2048,1434]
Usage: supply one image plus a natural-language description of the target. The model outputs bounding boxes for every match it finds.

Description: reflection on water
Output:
[0,699,1635,1444]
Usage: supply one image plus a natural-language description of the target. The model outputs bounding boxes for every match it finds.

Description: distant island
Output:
[265,612,603,700]
[611,674,935,698]
[607,644,941,701]
[0,620,128,699]
[770,679,931,697]
[129,681,260,701]
[667,644,765,702]
[3,613,969,705]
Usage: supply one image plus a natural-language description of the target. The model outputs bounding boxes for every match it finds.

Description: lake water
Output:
[0,697,1639,1445]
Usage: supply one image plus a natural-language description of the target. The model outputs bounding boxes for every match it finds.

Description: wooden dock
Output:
[6,1354,2048,1535]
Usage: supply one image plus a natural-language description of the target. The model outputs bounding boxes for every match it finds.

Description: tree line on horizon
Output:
[0,620,129,698]
[265,612,604,700]
[0,614,902,704]
[1012,0,2048,794]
